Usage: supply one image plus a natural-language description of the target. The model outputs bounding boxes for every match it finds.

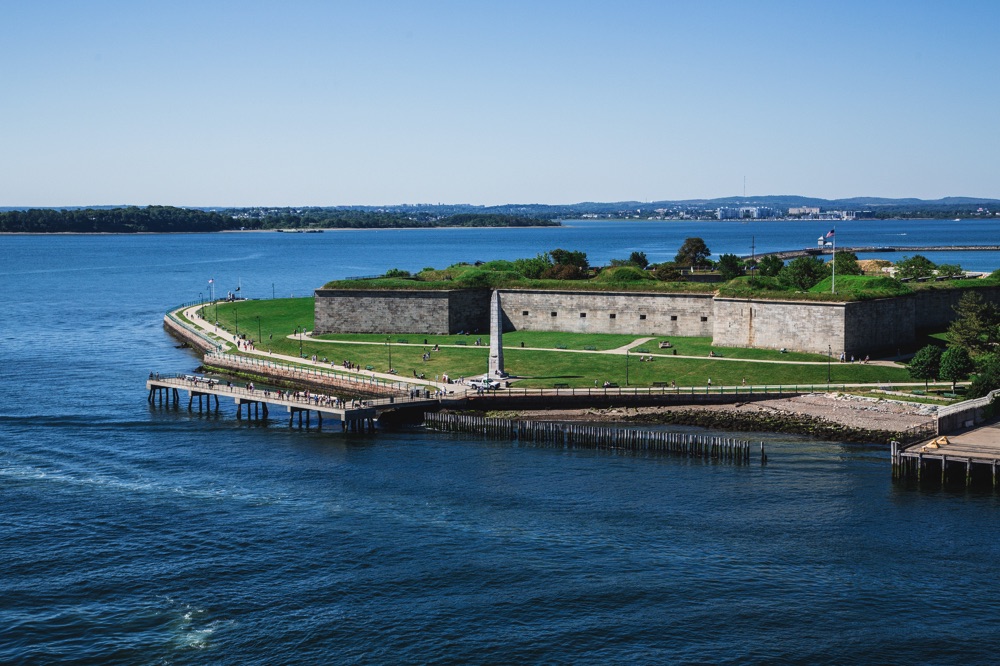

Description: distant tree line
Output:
[0,206,233,233]
[0,207,558,233]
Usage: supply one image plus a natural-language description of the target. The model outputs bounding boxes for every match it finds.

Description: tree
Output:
[549,249,589,270]
[717,254,745,281]
[757,254,784,277]
[908,345,942,390]
[968,353,1000,398]
[628,251,649,269]
[652,262,683,281]
[778,256,829,290]
[832,251,862,276]
[948,292,1000,356]
[940,346,975,392]
[896,255,936,280]
[674,237,712,268]
[936,263,964,278]
[513,253,552,279]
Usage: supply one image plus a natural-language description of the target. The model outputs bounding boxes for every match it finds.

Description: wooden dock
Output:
[147,374,441,431]
[892,419,1000,486]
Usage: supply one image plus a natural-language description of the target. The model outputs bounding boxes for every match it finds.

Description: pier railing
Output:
[204,351,417,394]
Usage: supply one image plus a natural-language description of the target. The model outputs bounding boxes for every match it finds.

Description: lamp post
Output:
[386,337,392,371]
[827,345,832,383]
[234,305,239,337]
[298,326,303,358]
[256,316,261,345]
[199,292,203,317]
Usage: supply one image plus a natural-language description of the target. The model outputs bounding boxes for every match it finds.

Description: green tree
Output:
[940,346,975,392]
[549,249,589,270]
[832,251,862,276]
[628,251,649,269]
[908,344,942,390]
[778,256,829,290]
[512,253,552,279]
[652,262,683,281]
[948,292,1000,356]
[896,255,936,280]
[936,263,964,278]
[756,254,784,277]
[674,237,712,268]
[717,254,745,281]
[968,353,1000,398]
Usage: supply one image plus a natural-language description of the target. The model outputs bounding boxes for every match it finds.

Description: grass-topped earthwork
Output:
[203,297,914,388]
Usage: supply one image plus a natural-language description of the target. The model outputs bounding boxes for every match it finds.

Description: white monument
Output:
[488,290,506,378]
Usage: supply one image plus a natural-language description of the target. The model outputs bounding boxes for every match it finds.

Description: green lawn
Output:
[202,298,913,388]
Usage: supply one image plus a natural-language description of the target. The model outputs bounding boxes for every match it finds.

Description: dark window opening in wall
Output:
[551,311,557,317]
[700,316,708,322]
[522,310,529,316]
[670,315,678,321]
[639,314,647,320]
[609,313,616,319]
[580,312,586,318]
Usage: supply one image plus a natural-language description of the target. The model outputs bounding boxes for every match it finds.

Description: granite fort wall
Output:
[712,298,847,355]
[910,285,1000,329]
[498,290,715,336]
[843,297,916,356]
[314,289,489,335]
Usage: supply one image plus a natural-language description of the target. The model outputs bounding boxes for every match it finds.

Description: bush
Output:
[383,268,411,278]
[594,266,652,284]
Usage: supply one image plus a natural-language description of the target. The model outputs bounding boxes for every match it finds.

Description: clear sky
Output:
[2,1,998,206]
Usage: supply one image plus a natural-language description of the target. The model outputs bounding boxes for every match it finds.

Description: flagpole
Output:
[831,227,836,294]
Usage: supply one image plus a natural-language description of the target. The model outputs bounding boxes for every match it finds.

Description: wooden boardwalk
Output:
[892,419,1000,486]
[147,374,441,431]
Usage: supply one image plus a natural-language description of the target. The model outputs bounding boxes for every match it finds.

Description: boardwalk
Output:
[892,419,1000,486]
[147,374,441,431]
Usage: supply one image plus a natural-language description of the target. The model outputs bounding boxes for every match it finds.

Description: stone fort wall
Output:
[314,284,1000,355]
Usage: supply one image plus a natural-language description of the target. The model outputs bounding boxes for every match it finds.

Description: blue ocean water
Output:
[2,221,1000,664]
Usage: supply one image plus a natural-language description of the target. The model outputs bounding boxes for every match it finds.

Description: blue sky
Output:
[2,1,998,206]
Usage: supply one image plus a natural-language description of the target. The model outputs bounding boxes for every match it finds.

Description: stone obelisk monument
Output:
[488,290,506,378]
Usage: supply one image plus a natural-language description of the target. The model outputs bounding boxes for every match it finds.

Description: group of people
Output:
[839,352,871,364]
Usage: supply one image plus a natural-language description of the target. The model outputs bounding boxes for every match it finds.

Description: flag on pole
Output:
[208,278,214,283]
[825,229,835,238]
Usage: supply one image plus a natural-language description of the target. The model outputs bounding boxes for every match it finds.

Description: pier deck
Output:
[147,374,441,431]
[892,419,1000,485]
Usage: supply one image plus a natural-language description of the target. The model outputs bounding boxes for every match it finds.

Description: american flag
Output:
[825,229,835,238]
[208,278,214,283]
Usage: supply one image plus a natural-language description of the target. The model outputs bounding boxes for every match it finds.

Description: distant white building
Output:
[789,206,820,216]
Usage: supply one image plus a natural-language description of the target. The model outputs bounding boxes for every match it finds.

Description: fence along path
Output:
[424,412,766,464]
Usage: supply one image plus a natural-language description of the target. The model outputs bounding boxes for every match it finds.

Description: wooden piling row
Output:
[423,412,764,464]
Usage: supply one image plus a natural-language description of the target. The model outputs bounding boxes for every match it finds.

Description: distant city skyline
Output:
[2,1,998,207]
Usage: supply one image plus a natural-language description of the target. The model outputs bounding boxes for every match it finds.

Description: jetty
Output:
[751,245,1000,261]
[892,388,1000,486]
[147,373,441,431]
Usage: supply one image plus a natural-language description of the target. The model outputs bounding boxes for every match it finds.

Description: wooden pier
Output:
[892,419,1000,487]
[147,374,440,432]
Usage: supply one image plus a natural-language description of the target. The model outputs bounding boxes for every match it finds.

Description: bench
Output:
[365,365,374,371]
[652,381,669,387]
[584,345,597,351]
[555,344,568,349]
[455,340,468,345]
[396,339,408,343]
[605,383,619,388]
[553,383,570,389]
[659,341,672,348]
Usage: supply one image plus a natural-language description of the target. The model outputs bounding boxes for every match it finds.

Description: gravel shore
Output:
[511,392,938,435]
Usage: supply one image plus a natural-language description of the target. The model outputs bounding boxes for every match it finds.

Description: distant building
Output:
[788,206,820,216]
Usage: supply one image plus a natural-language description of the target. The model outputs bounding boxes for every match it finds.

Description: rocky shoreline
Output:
[496,393,938,444]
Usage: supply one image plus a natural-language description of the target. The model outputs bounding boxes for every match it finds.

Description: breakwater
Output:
[753,245,1000,261]
[424,412,764,463]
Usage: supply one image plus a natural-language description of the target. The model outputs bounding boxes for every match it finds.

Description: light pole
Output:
[827,345,832,383]
[298,326,303,357]
[199,292,203,316]
[234,305,239,337]
[386,337,392,371]
[256,316,261,345]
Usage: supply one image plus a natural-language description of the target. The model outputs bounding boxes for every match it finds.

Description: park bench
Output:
[555,344,568,349]
[652,381,669,387]
[365,365,374,371]
[584,345,597,351]
[553,383,570,389]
